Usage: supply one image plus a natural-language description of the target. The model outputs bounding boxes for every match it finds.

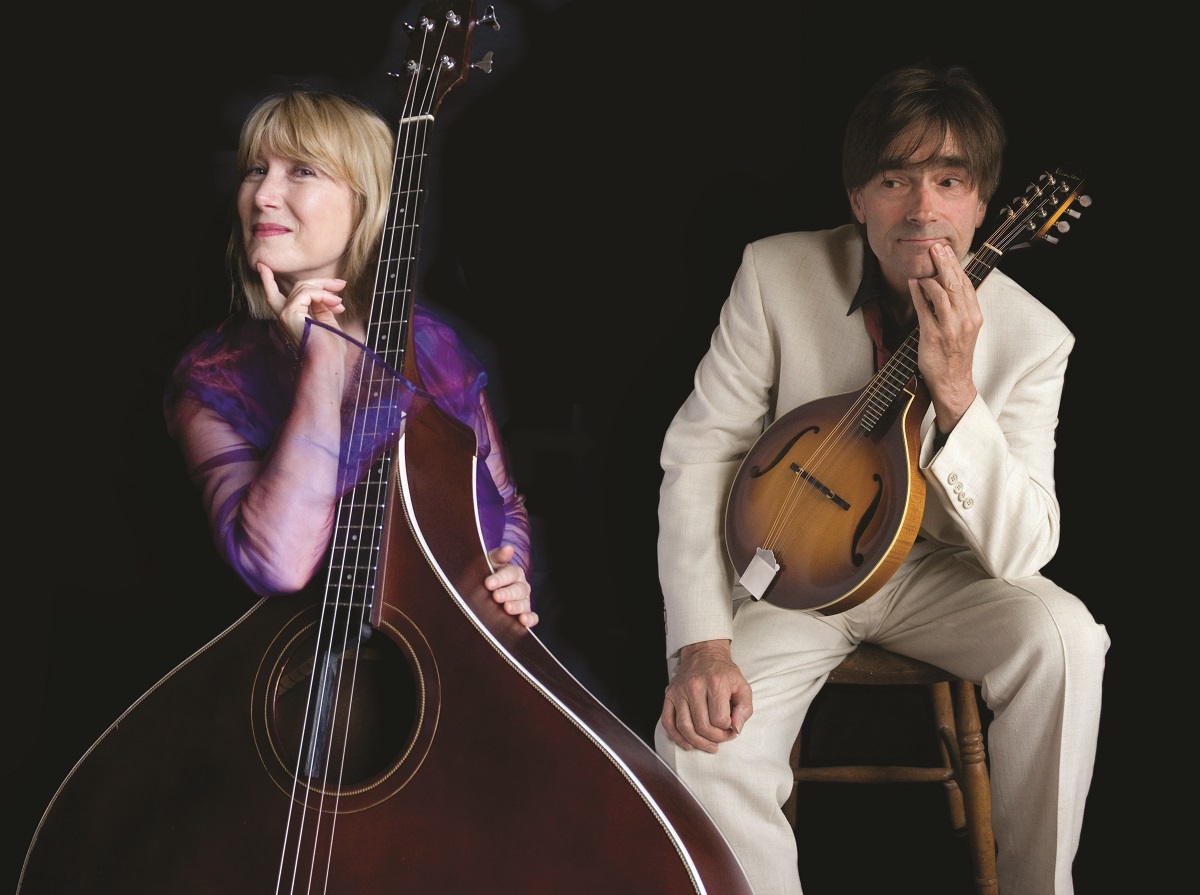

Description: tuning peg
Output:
[386,61,420,78]
[1063,193,1091,218]
[478,5,501,31]
[402,16,436,34]
[472,51,494,74]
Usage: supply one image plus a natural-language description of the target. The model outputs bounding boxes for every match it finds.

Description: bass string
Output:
[275,15,449,894]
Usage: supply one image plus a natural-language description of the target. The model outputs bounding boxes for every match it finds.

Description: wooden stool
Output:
[784,642,998,895]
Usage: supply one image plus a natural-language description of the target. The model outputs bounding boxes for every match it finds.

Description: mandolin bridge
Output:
[790,462,850,510]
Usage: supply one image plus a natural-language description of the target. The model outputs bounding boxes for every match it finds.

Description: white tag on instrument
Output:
[740,548,779,600]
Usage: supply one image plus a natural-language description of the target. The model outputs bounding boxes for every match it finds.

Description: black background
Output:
[17,2,1153,892]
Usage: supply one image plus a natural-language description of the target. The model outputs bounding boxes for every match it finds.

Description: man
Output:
[654,62,1109,894]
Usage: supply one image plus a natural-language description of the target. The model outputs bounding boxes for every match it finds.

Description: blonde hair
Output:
[229,90,395,320]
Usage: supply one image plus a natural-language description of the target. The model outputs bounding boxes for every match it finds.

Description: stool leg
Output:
[930,681,967,831]
[953,679,998,895]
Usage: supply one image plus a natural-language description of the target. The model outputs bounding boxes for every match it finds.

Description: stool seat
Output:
[786,643,998,895]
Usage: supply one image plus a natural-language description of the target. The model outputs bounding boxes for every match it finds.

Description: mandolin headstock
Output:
[996,167,1091,254]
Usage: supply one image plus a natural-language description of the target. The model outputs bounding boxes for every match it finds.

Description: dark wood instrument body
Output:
[725,384,927,614]
[19,399,753,894]
[21,6,760,890]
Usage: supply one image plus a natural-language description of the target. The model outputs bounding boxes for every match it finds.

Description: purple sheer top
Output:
[164,305,531,597]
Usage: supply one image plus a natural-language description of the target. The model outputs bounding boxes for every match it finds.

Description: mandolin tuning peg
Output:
[1075,194,1092,208]
[1054,220,1071,233]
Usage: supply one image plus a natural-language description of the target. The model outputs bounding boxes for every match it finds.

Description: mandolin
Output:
[17,4,754,893]
[724,167,1090,614]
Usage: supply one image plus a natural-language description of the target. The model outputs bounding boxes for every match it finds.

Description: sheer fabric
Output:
[164,305,531,597]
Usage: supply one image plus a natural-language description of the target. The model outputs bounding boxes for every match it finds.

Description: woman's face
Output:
[237,152,356,293]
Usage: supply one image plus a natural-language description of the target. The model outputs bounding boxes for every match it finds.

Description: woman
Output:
[165,89,535,626]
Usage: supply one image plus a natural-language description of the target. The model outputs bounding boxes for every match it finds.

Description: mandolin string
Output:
[757,348,908,564]
[762,247,989,555]
[759,370,889,554]
[758,372,879,559]
[758,174,1047,554]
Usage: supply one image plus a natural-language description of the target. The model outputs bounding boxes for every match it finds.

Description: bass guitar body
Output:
[725,381,927,614]
[20,3,755,892]
[19,397,753,894]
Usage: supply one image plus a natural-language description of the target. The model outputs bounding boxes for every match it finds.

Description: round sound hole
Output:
[252,606,440,811]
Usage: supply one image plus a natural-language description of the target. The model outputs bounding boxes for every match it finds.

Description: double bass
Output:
[18,4,753,893]
[724,167,1091,614]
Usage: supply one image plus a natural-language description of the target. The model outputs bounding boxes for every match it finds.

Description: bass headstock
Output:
[394,1,497,114]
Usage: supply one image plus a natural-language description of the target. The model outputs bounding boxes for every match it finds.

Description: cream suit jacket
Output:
[657,224,1074,657]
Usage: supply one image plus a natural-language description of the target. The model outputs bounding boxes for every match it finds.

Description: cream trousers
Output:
[655,541,1110,895]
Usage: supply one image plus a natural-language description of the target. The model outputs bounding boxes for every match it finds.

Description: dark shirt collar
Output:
[847,236,918,361]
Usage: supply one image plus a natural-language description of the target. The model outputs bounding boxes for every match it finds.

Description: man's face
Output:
[848,127,987,296]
